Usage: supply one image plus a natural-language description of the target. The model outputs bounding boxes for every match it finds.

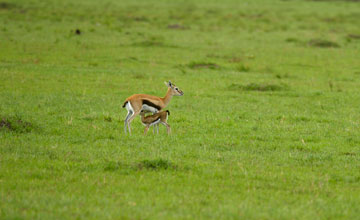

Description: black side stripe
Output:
[142,100,161,110]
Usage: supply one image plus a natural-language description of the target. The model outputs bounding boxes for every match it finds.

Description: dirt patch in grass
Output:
[308,39,340,48]
[104,161,124,171]
[0,2,15,9]
[0,116,35,133]
[0,118,12,129]
[131,41,177,48]
[132,16,149,22]
[132,73,148,79]
[137,159,176,170]
[229,57,243,63]
[104,159,177,172]
[167,24,187,30]
[229,83,289,92]
[132,40,163,47]
[347,34,360,40]
[236,64,250,72]
[206,54,244,63]
[103,115,112,122]
[340,152,357,156]
[290,145,314,153]
[285,38,300,43]
[188,62,220,69]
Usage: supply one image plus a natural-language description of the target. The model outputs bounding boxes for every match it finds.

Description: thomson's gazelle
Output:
[140,110,171,135]
[122,81,183,134]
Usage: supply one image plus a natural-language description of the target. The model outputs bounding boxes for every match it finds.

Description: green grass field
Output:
[1,0,360,219]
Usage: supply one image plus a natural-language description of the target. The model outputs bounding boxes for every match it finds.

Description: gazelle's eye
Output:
[175,88,178,91]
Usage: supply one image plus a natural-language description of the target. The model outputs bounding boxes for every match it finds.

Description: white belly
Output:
[141,104,158,113]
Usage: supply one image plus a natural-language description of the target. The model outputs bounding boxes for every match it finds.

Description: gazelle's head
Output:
[164,81,184,96]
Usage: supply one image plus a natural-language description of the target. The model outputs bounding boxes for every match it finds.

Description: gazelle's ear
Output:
[164,81,172,87]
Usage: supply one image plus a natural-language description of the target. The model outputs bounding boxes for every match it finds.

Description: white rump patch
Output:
[125,102,134,114]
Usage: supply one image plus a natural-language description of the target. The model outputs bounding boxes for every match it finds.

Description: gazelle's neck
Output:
[161,88,173,107]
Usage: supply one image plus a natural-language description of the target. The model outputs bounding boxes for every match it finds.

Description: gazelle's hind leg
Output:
[127,111,140,135]
[124,111,133,134]
[124,101,139,134]
[161,122,171,134]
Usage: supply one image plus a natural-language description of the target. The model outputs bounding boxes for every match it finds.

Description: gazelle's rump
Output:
[123,101,134,133]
